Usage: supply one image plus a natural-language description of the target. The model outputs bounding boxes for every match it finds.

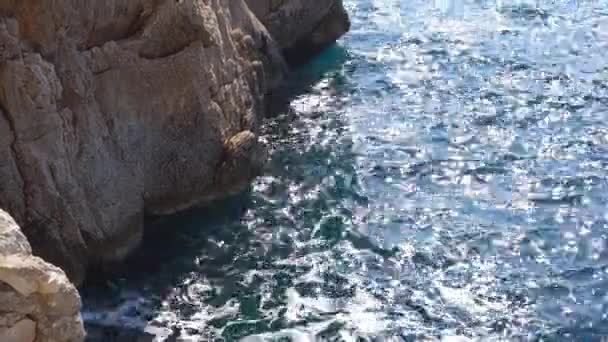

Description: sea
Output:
[83,1,608,340]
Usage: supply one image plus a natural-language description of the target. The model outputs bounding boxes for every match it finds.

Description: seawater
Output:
[83,0,608,340]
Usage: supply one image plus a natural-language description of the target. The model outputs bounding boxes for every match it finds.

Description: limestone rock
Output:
[246,0,351,63]
[0,0,285,285]
[217,130,268,194]
[0,318,36,342]
[0,210,85,342]
[0,0,349,285]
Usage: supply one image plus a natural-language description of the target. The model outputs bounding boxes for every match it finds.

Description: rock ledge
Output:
[0,209,84,342]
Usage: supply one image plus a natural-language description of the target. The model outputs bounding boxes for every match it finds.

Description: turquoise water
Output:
[84,1,608,340]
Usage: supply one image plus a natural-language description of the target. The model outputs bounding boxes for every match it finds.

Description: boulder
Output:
[0,210,85,342]
[246,0,351,64]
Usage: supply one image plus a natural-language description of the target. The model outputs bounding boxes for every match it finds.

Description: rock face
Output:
[246,0,351,64]
[0,0,282,285]
[0,210,85,342]
[0,0,349,286]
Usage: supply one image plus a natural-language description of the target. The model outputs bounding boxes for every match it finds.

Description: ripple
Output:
[84,0,608,340]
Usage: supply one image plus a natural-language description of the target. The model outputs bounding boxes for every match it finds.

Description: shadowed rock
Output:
[246,0,351,64]
[0,0,349,287]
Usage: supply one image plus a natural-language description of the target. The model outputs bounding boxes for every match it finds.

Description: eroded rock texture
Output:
[0,210,85,342]
[246,0,351,64]
[0,0,349,286]
[0,0,286,285]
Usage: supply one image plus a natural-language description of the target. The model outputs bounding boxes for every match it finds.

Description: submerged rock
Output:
[0,210,85,342]
[0,0,348,285]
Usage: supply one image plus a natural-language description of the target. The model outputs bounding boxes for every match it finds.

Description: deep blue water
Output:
[84,0,608,340]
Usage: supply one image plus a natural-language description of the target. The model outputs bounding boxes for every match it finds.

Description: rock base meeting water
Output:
[83,0,608,340]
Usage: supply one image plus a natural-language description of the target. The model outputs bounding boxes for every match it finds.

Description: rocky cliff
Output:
[0,209,85,342]
[0,0,349,288]
[246,0,351,64]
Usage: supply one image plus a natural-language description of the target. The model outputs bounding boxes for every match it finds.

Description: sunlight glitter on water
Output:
[83,0,608,340]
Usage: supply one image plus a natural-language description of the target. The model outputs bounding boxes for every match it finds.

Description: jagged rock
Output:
[0,210,85,342]
[0,0,285,285]
[217,130,268,192]
[0,0,349,286]
[246,0,351,64]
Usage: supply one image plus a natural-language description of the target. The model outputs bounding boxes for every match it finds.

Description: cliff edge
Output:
[0,0,349,287]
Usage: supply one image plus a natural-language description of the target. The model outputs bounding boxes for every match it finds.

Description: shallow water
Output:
[83,0,608,340]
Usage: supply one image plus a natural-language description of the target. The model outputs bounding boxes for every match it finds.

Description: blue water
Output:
[84,0,608,340]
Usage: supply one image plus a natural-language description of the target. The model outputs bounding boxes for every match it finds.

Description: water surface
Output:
[84,0,608,340]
